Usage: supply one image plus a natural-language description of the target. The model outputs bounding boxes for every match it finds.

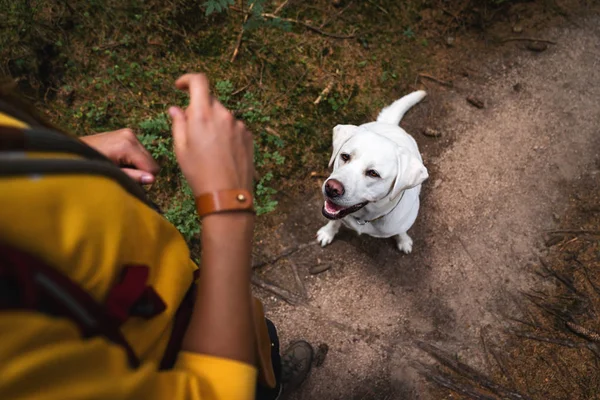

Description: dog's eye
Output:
[340,153,351,162]
[366,169,380,178]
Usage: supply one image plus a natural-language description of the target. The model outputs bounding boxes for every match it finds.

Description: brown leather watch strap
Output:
[195,189,254,218]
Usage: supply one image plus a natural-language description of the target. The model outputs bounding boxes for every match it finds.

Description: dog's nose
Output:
[325,179,345,198]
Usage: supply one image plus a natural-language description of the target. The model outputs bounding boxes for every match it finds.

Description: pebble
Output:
[512,24,523,33]
[467,96,485,109]
[526,41,548,52]
[422,127,442,138]
[315,343,329,367]
[446,36,455,46]
[553,213,561,222]
[310,264,332,275]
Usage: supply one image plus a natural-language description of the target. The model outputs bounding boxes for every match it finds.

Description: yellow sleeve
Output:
[0,313,258,400]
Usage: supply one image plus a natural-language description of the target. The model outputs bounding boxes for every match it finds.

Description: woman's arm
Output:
[169,74,256,366]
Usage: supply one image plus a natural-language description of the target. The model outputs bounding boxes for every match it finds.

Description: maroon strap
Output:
[105,266,165,324]
[0,243,197,371]
[0,244,140,368]
[159,269,199,370]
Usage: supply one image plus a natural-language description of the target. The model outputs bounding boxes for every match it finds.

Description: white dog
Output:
[317,91,429,253]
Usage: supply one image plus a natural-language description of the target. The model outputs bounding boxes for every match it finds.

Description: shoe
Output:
[276,340,314,399]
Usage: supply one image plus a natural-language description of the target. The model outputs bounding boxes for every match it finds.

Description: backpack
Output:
[0,122,275,386]
[0,123,191,369]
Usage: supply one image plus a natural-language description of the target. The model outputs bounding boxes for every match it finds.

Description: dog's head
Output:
[322,124,428,220]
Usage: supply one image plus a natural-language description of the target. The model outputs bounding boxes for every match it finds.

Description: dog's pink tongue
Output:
[325,200,344,213]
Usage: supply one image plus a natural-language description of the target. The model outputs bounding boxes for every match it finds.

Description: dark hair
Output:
[0,78,60,130]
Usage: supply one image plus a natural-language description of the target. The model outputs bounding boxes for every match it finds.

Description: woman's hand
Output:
[80,129,159,184]
[168,73,254,196]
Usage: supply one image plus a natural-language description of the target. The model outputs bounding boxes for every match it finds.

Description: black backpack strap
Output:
[0,126,111,162]
[0,125,157,210]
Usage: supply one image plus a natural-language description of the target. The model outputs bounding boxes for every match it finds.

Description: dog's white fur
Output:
[317,91,428,253]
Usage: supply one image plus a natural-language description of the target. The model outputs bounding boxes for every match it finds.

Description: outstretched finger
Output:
[175,73,212,114]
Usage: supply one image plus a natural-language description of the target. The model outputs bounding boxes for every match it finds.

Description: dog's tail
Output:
[376,90,427,125]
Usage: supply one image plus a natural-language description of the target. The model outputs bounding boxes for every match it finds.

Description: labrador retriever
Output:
[317,91,428,253]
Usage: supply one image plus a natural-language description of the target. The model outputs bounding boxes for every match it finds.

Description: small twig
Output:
[479,329,494,373]
[558,237,578,250]
[418,73,453,87]
[233,106,255,117]
[98,42,123,51]
[416,341,530,400]
[509,330,583,348]
[231,2,255,62]
[367,0,389,15]
[252,240,318,269]
[261,13,356,39]
[265,127,281,137]
[289,260,308,299]
[500,37,557,45]
[320,0,354,29]
[566,321,600,343]
[251,274,303,305]
[538,257,579,295]
[232,83,251,96]
[441,7,460,22]
[414,363,500,400]
[157,23,187,39]
[273,0,289,15]
[314,81,334,105]
[489,343,517,389]
[546,229,600,235]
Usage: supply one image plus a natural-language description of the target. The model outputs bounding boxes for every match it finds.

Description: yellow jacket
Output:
[0,112,258,399]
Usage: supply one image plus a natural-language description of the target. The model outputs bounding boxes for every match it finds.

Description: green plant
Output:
[327,92,349,112]
[138,114,200,240]
[164,180,200,242]
[203,0,235,16]
[402,27,415,38]
[255,172,278,215]
[137,83,285,241]
[214,81,284,215]
[138,113,176,166]
[203,0,290,31]
[215,80,234,105]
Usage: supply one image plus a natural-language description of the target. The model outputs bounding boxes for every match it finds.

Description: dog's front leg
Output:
[395,232,413,254]
[317,220,342,247]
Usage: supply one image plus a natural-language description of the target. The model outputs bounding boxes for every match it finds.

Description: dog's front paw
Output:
[317,226,336,247]
[396,233,413,254]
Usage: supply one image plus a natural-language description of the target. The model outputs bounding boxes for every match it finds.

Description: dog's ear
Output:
[329,124,358,168]
[390,149,429,200]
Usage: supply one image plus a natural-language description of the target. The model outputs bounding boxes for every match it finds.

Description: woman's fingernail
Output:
[141,175,154,184]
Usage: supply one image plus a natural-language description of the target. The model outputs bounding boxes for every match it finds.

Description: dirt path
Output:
[253,12,600,399]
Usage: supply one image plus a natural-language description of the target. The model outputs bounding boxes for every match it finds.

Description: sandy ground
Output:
[252,12,600,400]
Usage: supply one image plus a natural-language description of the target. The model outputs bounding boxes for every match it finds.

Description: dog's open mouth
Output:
[322,199,368,220]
